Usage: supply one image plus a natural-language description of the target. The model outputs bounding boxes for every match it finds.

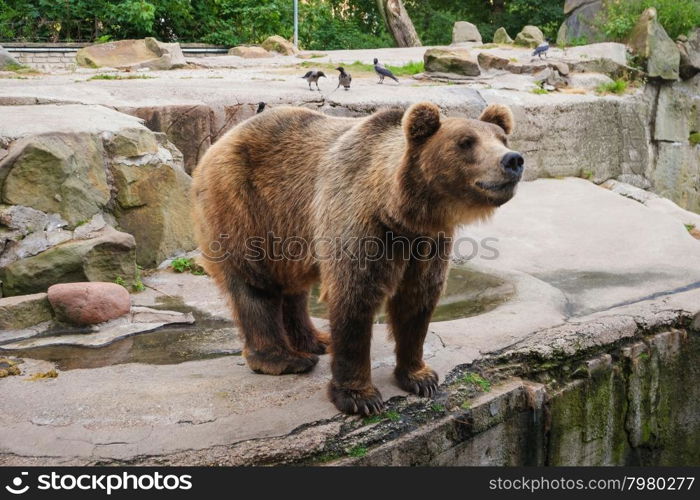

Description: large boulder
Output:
[452,21,482,44]
[557,0,603,46]
[628,8,680,80]
[477,53,510,71]
[0,133,111,226]
[678,28,700,80]
[261,36,298,56]
[48,282,131,325]
[492,27,513,44]
[654,77,700,142]
[424,48,480,77]
[111,134,196,267]
[76,38,186,70]
[514,26,545,48]
[0,225,137,296]
[228,46,272,58]
[0,45,21,70]
[0,292,53,330]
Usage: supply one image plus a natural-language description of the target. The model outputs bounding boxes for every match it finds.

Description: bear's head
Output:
[401,102,523,211]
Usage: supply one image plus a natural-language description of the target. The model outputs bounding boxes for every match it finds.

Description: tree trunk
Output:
[376,0,421,47]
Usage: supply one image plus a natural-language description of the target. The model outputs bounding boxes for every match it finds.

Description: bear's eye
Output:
[459,137,476,149]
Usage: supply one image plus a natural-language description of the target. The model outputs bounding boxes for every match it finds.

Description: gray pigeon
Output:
[301,70,326,91]
[532,40,550,59]
[335,66,352,91]
[373,58,398,84]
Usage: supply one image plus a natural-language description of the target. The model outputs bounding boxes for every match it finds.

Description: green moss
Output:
[385,410,400,422]
[689,132,700,146]
[460,401,471,410]
[461,372,491,392]
[686,224,696,232]
[348,446,367,458]
[431,403,445,412]
[87,74,156,81]
[531,87,549,95]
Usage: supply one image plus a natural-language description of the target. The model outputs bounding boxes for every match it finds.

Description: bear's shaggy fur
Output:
[192,102,522,415]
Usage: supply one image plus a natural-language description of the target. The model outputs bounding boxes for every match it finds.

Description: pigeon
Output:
[373,58,398,84]
[532,40,550,59]
[335,66,352,91]
[301,70,326,91]
[256,102,266,114]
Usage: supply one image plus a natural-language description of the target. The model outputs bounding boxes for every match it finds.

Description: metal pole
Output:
[293,0,299,48]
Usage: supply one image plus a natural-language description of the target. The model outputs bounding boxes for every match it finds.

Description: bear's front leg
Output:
[388,255,449,398]
[325,266,388,416]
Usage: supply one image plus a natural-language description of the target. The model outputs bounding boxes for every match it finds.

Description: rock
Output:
[652,142,700,214]
[514,26,545,48]
[0,133,110,227]
[492,27,513,44]
[557,1,603,46]
[0,205,48,235]
[565,43,628,67]
[228,46,272,58]
[654,77,700,142]
[678,28,700,80]
[477,53,510,71]
[111,146,196,267]
[104,128,159,158]
[0,45,21,70]
[533,67,569,89]
[424,47,480,77]
[261,36,297,56]
[452,21,482,44]
[76,38,186,70]
[568,72,614,90]
[48,282,131,325]
[0,225,137,296]
[0,292,53,330]
[628,8,680,80]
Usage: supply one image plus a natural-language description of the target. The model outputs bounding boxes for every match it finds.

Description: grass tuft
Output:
[596,78,628,95]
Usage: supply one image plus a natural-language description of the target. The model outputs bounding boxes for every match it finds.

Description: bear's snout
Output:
[500,151,524,181]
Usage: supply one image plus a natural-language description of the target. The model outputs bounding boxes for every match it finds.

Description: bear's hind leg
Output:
[282,291,330,355]
[229,278,319,375]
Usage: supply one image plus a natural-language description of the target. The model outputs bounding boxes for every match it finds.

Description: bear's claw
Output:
[328,383,385,416]
[395,366,439,398]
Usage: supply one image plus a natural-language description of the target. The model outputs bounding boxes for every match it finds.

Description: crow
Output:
[532,39,550,59]
[256,102,266,114]
[301,70,326,91]
[373,58,398,84]
[335,66,352,91]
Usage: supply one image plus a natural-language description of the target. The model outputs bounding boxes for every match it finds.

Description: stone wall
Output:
[3,43,227,71]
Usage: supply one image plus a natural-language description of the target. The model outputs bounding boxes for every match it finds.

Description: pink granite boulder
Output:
[47,282,131,325]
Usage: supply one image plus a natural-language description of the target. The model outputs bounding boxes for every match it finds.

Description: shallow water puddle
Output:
[309,265,514,322]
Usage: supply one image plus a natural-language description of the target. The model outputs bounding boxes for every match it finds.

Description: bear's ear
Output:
[479,104,514,135]
[402,102,441,143]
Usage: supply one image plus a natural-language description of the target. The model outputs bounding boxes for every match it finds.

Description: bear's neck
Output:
[384,150,454,236]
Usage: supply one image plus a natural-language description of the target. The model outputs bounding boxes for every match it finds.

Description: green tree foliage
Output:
[598,0,700,41]
[1,1,697,49]
[404,0,564,45]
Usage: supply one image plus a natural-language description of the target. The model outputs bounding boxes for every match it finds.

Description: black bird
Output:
[256,102,266,114]
[301,70,326,91]
[335,66,352,91]
[532,39,550,59]
[373,58,398,84]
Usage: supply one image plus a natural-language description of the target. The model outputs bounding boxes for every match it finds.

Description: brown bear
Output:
[191,102,523,415]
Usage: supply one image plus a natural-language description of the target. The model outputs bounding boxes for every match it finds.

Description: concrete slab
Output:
[1,177,698,464]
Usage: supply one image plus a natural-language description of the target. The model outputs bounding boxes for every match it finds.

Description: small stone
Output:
[228,46,272,58]
[261,36,298,56]
[492,27,513,44]
[0,292,53,331]
[515,26,545,48]
[48,282,131,325]
[452,21,482,44]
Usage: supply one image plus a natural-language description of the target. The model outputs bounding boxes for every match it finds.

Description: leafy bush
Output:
[598,0,700,41]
